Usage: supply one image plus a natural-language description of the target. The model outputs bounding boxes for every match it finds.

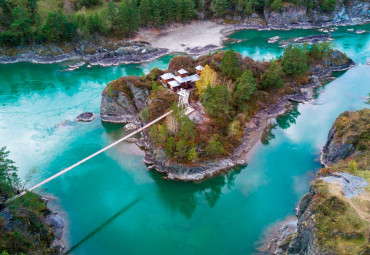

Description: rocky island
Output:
[263,108,369,255]
[100,43,355,181]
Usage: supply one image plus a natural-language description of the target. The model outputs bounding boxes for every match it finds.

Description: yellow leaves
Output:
[196,65,218,94]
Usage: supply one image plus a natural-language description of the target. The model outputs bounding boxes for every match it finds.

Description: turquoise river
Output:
[0,24,369,254]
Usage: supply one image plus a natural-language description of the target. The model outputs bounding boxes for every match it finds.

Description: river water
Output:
[0,24,369,254]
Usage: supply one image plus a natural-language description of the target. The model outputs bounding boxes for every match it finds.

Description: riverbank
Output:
[261,108,370,255]
[0,17,368,66]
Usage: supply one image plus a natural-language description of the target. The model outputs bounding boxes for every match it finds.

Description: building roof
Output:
[160,73,175,80]
[168,80,180,87]
[195,65,204,71]
[178,69,188,75]
[188,74,200,82]
[174,76,189,83]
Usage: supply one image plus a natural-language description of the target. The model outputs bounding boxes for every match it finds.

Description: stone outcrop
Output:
[321,108,369,166]
[263,0,369,27]
[265,109,370,255]
[100,80,149,124]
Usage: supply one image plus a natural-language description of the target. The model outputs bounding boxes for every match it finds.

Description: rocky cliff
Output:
[322,108,369,165]
[268,109,370,255]
[100,77,150,123]
[263,0,369,27]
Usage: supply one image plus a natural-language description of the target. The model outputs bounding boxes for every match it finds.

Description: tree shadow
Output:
[149,167,242,219]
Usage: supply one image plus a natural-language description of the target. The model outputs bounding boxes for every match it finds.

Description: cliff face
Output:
[263,0,369,26]
[100,78,150,123]
[322,108,369,166]
[275,109,370,255]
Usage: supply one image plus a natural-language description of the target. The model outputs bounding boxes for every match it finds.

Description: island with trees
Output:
[100,43,355,180]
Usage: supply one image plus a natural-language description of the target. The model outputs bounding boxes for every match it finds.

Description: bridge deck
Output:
[13,107,194,199]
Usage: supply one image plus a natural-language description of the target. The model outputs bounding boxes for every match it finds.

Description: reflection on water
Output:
[276,104,301,130]
[150,168,242,218]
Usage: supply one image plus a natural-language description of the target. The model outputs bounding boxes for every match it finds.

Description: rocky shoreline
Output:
[261,108,370,255]
[42,195,67,254]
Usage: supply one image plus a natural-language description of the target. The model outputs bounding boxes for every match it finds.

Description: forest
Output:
[0,0,337,46]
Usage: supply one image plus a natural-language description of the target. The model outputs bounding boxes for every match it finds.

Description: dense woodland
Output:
[127,43,333,163]
[0,0,338,46]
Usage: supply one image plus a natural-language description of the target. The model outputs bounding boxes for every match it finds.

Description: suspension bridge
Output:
[12,107,194,200]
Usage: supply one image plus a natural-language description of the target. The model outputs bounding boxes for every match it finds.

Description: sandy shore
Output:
[134,21,227,54]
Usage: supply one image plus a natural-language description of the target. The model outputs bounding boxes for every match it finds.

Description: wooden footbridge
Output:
[13,107,194,200]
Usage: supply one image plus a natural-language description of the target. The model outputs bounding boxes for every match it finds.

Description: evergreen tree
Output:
[280,45,308,76]
[205,135,224,157]
[10,6,33,44]
[175,139,189,159]
[220,49,241,80]
[234,70,257,111]
[42,10,75,42]
[271,0,282,12]
[26,0,37,23]
[262,60,284,88]
[187,147,198,162]
[201,85,233,124]
[211,0,229,17]
[321,0,336,12]
[139,0,152,26]
[165,136,176,156]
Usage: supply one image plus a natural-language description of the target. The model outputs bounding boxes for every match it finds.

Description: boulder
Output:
[76,112,96,122]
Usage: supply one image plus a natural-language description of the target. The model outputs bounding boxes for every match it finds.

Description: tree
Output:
[0,147,21,197]
[220,49,241,80]
[10,6,33,44]
[42,10,75,42]
[165,136,176,156]
[321,0,336,12]
[234,70,257,111]
[178,116,197,143]
[201,85,232,124]
[271,0,282,12]
[196,65,218,94]
[187,147,198,162]
[139,0,152,26]
[26,0,37,23]
[262,60,284,88]
[280,45,308,76]
[175,139,189,159]
[118,0,139,37]
[205,135,224,157]
[211,0,229,17]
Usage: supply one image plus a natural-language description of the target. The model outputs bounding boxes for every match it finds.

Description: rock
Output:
[124,123,138,131]
[76,112,96,122]
[100,87,138,124]
[321,172,368,198]
[321,125,355,166]
[294,34,332,44]
[45,214,64,229]
[128,82,149,111]
[251,13,259,18]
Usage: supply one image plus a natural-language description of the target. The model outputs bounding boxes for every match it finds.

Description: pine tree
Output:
[234,70,257,111]
[262,60,284,88]
[220,49,241,80]
[10,6,33,44]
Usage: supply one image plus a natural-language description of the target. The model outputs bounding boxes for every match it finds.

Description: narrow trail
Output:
[12,107,194,200]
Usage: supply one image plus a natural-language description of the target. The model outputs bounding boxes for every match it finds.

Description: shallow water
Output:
[0,24,369,254]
